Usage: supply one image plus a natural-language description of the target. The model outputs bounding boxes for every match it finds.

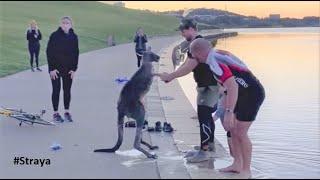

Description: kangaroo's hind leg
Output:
[141,139,159,150]
[134,126,157,159]
[138,100,158,150]
[132,103,157,159]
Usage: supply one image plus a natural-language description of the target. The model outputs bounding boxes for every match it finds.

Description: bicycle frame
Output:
[0,107,55,126]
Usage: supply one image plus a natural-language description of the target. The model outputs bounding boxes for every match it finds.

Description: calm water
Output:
[178,27,320,178]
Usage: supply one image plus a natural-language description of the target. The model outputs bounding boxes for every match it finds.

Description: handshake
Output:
[153,72,174,83]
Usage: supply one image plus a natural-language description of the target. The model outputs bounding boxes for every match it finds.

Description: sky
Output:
[101,1,320,18]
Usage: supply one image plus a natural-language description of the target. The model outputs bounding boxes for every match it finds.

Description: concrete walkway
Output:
[0,34,238,178]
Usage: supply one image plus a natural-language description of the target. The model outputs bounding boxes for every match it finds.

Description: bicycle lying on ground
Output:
[0,107,55,126]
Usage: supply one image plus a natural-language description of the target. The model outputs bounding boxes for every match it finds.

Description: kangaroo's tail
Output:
[94,112,124,153]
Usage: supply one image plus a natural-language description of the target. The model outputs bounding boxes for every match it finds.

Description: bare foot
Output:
[219,164,242,173]
[239,170,252,179]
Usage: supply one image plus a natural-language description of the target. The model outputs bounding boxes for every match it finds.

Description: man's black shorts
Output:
[234,82,265,122]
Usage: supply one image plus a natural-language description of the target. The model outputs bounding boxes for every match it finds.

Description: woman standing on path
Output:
[46,16,79,123]
[26,20,42,72]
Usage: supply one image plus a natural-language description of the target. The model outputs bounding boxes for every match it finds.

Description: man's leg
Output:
[202,86,219,150]
[185,105,213,163]
[235,92,264,177]
[219,122,243,173]
[236,120,253,177]
[208,104,217,149]
[198,105,215,150]
[219,90,263,174]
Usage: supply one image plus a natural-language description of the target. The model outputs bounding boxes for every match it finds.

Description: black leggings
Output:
[136,50,144,67]
[51,74,73,112]
[136,54,142,67]
[28,44,40,68]
[197,105,216,149]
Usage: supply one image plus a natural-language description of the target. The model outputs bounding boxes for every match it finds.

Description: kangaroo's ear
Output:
[147,46,151,52]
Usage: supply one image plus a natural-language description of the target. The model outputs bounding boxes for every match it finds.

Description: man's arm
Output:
[172,57,198,77]
[223,77,238,112]
[222,76,238,131]
[159,57,198,82]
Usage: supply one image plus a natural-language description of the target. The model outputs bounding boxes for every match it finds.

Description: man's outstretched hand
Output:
[154,72,173,83]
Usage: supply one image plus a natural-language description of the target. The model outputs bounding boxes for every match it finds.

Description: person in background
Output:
[134,27,147,67]
[26,20,42,72]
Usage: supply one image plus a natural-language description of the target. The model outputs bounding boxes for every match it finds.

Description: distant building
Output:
[269,14,280,20]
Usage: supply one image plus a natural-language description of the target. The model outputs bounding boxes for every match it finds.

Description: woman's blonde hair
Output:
[27,19,38,34]
[30,19,37,26]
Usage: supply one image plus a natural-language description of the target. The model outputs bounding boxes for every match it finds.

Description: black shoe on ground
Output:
[36,67,42,72]
[155,121,162,132]
[147,127,155,132]
[163,122,174,132]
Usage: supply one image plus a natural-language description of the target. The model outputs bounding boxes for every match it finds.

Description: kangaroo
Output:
[94,47,160,159]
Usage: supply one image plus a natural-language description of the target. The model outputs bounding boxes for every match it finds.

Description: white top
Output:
[205,49,249,76]
[206,49,223,76]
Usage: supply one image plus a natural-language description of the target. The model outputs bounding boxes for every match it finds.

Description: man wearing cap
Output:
[157,19,223,163]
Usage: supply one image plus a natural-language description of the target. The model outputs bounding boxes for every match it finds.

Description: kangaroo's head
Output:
[142,46,160,63]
